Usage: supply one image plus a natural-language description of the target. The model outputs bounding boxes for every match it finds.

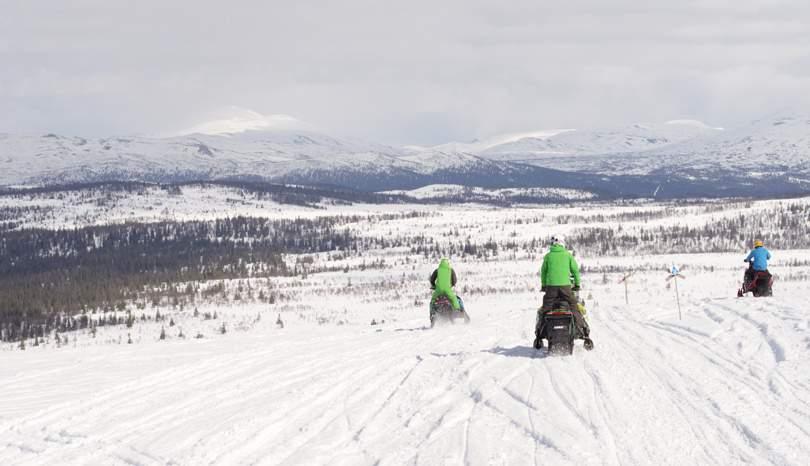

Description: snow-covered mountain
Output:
[473,117,810,179]
[439,116,810,195]
[172,107,309,136]
[427,128,574,155]
[477,120,722,161]
[0,128,405,185]
[640,115,810,176]
[2,112,810,198]
[0,119,627,196]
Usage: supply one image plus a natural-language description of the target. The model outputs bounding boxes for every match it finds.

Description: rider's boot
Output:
[581,325,594,351]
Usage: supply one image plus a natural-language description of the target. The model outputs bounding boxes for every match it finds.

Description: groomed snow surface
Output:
[2,202,810,465]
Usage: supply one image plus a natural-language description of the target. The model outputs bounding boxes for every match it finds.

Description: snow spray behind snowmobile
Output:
[429,295,470,328]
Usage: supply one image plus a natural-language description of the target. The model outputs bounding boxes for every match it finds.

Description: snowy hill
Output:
[0,129,405,186]
[173,107,308,136]
[429,128,574,154]
[381,184,596,202]
[0,123,586,192]
[474,120,720,160]
[477,117,810,179]
[4,288,810,465]
[641,115,810,176]
[2,113,810,198]
[0,130,629,196]
[2,195,810,465]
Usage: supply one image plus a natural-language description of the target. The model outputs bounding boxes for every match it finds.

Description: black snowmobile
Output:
[533,291,593,355]
[737,263,773,297]
[429,295,470,328]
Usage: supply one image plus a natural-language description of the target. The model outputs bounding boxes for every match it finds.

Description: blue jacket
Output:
[745,247,771,271]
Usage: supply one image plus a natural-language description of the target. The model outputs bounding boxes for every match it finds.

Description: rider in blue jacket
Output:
[744,239,771,281]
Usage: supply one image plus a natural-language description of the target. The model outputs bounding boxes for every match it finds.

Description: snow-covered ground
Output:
[380,184,595,201]
[2,196,810,465]
[0,185,431,229]
[2,259,809,465]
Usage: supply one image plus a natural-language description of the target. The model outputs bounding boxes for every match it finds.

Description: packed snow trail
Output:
[2,293,810,465]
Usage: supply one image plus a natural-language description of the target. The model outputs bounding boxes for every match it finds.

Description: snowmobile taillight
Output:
[546,311,573,316]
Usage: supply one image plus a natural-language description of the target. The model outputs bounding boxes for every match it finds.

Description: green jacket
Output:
[430,258,460,309]
[432,258,454,293]
[541,244,580,287]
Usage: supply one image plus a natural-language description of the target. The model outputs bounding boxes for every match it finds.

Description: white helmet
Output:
[550,235,565,247]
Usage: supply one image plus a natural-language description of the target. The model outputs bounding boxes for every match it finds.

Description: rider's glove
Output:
[572,285,581,292]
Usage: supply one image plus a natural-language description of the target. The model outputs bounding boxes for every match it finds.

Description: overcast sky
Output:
[2,0,810,144]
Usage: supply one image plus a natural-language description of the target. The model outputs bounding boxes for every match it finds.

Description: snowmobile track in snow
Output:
[2,292,810,465]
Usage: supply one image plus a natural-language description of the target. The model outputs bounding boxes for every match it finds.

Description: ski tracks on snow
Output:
[2,296,810,465]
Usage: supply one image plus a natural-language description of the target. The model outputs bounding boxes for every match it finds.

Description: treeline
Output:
[566,202,810,256]
[0,180,411,207]
[0,216,363,341]
[402,202,810,260]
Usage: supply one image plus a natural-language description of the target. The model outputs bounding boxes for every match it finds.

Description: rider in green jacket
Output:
[540,237,590,340]
[430,258,460,310]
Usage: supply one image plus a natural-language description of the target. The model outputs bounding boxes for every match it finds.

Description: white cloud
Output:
[1,0,810,143]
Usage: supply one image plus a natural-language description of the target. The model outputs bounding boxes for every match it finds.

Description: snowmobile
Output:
[533,291,593,355]
[429,295,470,328]
[737,263,773,297]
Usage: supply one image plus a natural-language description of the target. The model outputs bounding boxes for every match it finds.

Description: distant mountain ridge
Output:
[478,120,722,162]
[1,113,809,199]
